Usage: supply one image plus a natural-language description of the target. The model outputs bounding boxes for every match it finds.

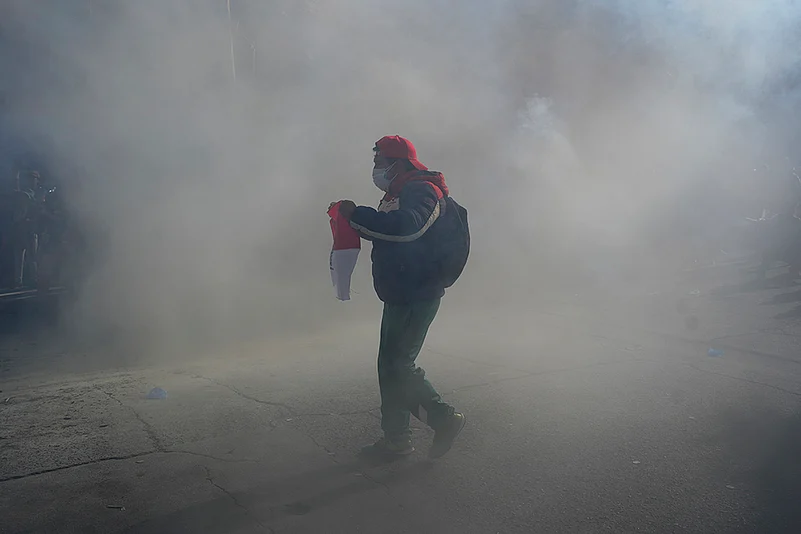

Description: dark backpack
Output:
[431,192,470,288]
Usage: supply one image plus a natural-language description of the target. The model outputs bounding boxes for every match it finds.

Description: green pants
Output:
[378,298,453,441]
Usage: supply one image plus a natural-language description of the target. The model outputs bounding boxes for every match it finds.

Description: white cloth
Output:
[330,248,360,301]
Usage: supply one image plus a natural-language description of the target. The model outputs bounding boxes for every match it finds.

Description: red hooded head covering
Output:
[374,135,449,200]
[374,135,427,171]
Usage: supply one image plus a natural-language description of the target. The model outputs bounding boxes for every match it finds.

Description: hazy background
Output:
[1,0,800,359]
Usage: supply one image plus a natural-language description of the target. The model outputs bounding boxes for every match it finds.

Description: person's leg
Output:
[378,298,455,434]
[27,233,38,285]
[361,303,417,456]
[366,298,465,458]
[13,245,25,287]
[397,299,455,430]
[377,301,415,443]
[0,232,9,288]
[395,299,466,458]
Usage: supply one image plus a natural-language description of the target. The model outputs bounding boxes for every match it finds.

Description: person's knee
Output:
[378,358,417,381]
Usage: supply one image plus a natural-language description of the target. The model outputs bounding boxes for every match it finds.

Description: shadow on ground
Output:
[124,459,436,533]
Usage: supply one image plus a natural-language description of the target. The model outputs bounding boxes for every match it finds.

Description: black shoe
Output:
[429,412,466,459]
[359,437,415,458]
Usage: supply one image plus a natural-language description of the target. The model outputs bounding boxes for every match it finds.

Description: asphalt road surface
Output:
[3,264,801,533]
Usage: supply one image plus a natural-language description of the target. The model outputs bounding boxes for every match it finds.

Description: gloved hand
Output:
[328,200,356,220]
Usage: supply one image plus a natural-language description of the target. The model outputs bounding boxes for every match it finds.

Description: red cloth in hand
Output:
[328,202,361,250]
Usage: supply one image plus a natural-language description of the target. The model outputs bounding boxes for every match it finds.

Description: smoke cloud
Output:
[1,0,800,357]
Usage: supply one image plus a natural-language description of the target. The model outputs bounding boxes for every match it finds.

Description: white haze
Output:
[1,0,800,358]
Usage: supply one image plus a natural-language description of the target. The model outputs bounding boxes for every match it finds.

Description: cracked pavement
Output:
[3,265,801,532]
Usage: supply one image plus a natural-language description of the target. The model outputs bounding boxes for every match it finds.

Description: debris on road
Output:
[4,397,10,404]
[708,348,724,357]
[106,505,126,511]
[632,460,641,465]
[147,387,168,400]
[688,289,701,296]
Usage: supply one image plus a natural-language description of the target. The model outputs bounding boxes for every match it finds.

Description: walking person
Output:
[332,135,469,459]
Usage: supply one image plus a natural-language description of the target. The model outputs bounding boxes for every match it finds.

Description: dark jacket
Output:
[349,170,448,304]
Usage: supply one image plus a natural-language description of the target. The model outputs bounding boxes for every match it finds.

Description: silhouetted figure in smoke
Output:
[0,170,36,288]
[332,136,468,460]
[8,169,40,288]
[0,177,16,289]
[36,182,71,291]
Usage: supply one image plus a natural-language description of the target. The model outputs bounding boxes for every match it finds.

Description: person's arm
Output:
[348,182,441,242]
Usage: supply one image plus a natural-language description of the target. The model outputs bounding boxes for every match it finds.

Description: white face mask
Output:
[372,162,397,191]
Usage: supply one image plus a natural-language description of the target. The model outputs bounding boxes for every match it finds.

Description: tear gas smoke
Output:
[1,0,799,357]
